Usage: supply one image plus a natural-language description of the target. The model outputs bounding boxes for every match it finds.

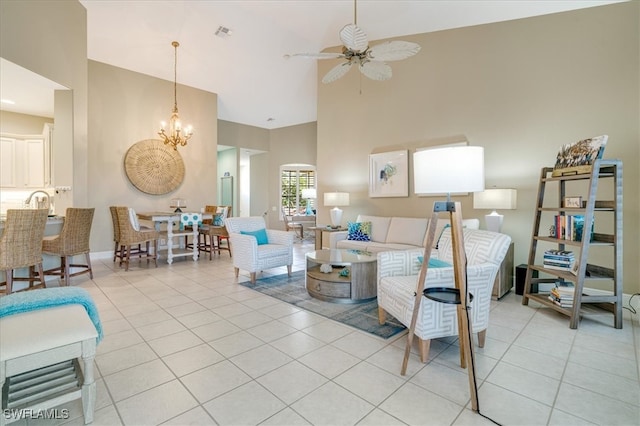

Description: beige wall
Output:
[316,2,639,294]
[1,0,88,209]
[88,60,218,251]
[0,111,51,135]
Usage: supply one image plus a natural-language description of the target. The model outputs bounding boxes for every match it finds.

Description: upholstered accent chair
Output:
[377,228,511,363]
[224,216,294,283]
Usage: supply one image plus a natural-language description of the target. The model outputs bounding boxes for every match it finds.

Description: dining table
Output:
[136,211,213,264]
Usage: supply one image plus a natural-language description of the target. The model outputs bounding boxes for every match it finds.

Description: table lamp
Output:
[323,192,349,228]
[405,145,484,412]
[473,188,517,233]
[301,188,317,215]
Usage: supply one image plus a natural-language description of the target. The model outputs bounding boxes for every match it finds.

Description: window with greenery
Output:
[281,166,316,216]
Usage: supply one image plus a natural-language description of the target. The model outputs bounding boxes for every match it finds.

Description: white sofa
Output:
[328,214,480,253]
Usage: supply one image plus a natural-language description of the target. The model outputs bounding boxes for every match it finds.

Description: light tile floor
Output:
[10,240,640,425]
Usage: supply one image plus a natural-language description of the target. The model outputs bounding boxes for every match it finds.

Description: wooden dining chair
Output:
[114,206,159,271]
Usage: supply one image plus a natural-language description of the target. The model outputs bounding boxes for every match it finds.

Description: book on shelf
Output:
[544,263,579,275]
[551,215,594,241]
[548,294,573,308]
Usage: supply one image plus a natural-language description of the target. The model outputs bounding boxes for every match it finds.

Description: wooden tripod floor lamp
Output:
[405,145,485,412]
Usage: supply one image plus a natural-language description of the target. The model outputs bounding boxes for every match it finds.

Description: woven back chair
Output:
[0,209,48,294]
[114,206,159,271]
[198,206,232,259]
[42,208,95,286]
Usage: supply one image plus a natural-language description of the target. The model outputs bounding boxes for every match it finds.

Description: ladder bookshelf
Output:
[522,159,623,329]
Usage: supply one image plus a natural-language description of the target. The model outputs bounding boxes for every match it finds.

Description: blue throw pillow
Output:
[417,256,452,268]
[241,228,269,245]
[347,221,371,241]
[213,214,223,226]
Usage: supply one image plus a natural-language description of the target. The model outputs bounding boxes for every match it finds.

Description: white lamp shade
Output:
[473,189,517,210]
[301,188,317,199]
[324,192,350,207]
[413,146,485,194]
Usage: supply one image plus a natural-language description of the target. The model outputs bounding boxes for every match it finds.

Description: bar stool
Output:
[0,209,49,294]
[42,208,95,286]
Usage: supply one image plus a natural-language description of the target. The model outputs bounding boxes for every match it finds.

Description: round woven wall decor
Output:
[124,139,185,195]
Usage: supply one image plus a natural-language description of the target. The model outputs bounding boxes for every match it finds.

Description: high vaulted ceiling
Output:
[1,1,622,128]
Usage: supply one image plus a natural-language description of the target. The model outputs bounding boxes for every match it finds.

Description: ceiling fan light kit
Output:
[291,1,421,84]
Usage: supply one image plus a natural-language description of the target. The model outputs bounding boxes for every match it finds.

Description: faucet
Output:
[25,190,51,213]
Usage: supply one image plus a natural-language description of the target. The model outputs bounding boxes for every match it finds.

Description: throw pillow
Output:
[347,221,371,241]
[417,256,452,268]
[241,228,269,245]
[128,207,141,231]
[213,214,223,226]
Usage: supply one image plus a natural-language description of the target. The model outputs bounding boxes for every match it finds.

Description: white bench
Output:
[0,304,98,425]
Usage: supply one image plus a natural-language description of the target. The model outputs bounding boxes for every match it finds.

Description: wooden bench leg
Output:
[81,340,97,424]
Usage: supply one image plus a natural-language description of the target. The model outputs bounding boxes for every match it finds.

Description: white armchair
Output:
[377,228,511,363]
[225,216,294,283]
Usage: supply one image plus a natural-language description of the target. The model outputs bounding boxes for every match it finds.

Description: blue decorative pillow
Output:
[417,256,452,268]
[241,228,269,245]
[347,221,371,241]
[213,214,223,226]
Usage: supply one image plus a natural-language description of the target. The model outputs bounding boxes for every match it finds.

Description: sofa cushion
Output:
[386,217,429,246]
[357,215,391,243]
[347,221,371,241]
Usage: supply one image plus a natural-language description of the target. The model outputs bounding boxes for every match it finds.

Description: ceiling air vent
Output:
[215,26,232,38]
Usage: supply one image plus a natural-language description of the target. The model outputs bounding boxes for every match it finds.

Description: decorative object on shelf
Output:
[158,41,193,150]
[404,145,485,413]
[301,188,317,215]
[287,0,420,83]
[338,267,350,277]
[369,150,408,198]
[473,188,517,233]
[170,198,186,213]
[124,139,185,195]
[324,192,350,227]
[320,263,332,273]
[552,135,607,177]
[563,196,582,208]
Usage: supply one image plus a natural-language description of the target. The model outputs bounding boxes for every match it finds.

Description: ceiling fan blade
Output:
[322,61,353,84]
[339,24,368,52]
[287,52,344,60]
[368,41,421,62]
[359,61,392,81]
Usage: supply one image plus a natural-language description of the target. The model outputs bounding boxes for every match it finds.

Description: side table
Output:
[309,226,347,250]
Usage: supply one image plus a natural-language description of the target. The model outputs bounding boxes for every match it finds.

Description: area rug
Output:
[239,270,406,339]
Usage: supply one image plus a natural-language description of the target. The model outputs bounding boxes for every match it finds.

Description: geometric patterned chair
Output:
[0,209,49,294]
[224,216,294,283]
[42,208,95,286]
[377,228,511,364]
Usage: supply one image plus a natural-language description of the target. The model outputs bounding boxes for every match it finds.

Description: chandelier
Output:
[159,41,193,150]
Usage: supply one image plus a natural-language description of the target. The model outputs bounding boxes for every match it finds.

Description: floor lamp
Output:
[405,146,485,412]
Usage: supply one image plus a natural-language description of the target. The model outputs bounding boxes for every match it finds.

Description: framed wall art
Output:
[369,150,408,198]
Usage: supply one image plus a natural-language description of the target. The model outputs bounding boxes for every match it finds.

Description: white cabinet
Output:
[0,132,50,188]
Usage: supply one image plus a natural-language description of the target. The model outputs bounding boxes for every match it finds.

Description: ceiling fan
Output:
[287,0,421,84]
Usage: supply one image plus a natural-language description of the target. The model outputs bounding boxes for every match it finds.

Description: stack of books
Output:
[543,249,577,274]
[548,281,576,308]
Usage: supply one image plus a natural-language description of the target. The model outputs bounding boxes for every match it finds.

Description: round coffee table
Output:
[305,249,377,303]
